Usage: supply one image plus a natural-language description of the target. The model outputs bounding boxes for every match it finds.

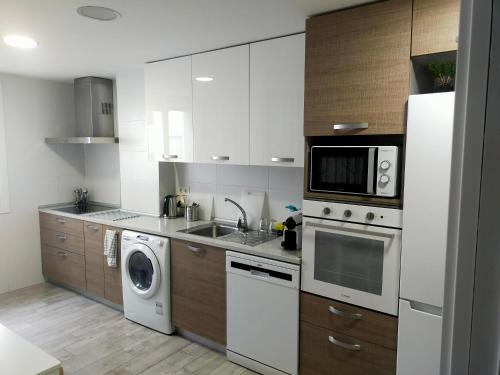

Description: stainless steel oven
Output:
[309,145,399,197]
[301,200,402,316]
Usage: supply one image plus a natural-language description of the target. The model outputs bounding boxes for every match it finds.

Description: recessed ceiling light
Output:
[3,34,38,49]
[77,6,121,21]
[195,77,214,82]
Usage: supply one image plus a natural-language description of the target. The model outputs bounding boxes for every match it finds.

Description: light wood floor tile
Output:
[0,283,257,375]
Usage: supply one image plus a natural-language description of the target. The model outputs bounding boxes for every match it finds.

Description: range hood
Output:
[45,77,118,144]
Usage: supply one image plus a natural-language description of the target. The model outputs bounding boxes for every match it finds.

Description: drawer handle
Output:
[332,123,368,131]
[55,234,67,241]
[211,155,230,161]
[328,335,361,351]
[55,218,66,224]
[162,154,178,160]
[271,157,295,163]
[57,251,67,258]
[329,305,363,320]
[187,245,206,255]
[87,225,99,231]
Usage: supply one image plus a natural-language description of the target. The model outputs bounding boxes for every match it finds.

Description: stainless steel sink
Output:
[179,223,240,238]
[178,222,276,247]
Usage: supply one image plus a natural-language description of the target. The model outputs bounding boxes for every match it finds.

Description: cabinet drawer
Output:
[85,251,104,298]
[300,321,396,375]
[171,239,226,345]
[84,222,103,250]
[300,292,397,350]
[40,212,83,238]
[40,228,84,255]
[41,245,86,290]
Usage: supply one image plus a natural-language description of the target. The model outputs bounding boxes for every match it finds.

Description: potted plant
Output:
[428,62,456,92]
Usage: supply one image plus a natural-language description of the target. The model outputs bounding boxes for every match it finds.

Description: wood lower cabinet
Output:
[41,245,86,290]
[103,225,123,305]
[170,239,226,345]
[40,213,123,306]
[304,0,412,136]
[300,292,397,375]
[411,0,460,56]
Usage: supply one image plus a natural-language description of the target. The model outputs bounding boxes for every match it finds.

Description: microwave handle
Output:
[304,221,395,239]
[367,147,376,195]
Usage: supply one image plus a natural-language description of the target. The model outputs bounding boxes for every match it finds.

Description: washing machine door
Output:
[124,243,161,299]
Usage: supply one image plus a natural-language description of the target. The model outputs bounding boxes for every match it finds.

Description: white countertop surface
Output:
[38,205,301,264]
[0,323,61,375]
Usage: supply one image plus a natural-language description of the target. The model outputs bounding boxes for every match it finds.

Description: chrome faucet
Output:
[224,198,248,231]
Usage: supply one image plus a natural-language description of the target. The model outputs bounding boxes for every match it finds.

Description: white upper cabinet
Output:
[250,34,305,168]
[145,56,193,163]
[192,45,250,165]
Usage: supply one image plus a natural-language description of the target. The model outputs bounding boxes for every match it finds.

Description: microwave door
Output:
[309,146,374,195]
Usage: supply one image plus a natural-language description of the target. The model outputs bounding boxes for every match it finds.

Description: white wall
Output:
[170,163,303,223]
[0,73,85,294]
[84,144,121,205]
[116,68,160,215]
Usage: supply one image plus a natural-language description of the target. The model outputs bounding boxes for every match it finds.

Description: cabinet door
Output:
[103,226,123,305]
[170,239,226,345]
[250,34,305,167]
[193,45,249,165]
[411,0,460,56]
[41,245,86,290]
[304,0,412,136]
[401,93,454,308]
[145,56,194,163]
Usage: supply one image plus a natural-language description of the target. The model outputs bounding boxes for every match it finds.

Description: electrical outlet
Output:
[177,186,190,195]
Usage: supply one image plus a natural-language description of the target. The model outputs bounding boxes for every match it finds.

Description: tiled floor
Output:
[0,283,255,375]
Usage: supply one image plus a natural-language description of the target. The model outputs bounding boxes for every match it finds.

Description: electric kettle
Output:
[162,195,177,218]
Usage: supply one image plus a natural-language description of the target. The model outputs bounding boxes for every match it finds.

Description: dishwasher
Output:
[226,251,300,375]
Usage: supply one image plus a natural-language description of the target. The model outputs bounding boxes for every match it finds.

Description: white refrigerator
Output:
[397,92,455,375]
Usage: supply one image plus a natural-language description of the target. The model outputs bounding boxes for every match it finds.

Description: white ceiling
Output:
[0,0,372,82]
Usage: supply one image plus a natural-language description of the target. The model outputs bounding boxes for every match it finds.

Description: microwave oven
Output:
[309,145,400,197]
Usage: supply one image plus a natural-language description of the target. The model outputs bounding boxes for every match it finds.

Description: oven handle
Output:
[304,221,395,239]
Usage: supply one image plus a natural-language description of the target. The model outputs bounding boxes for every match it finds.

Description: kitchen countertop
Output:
[38,204,301,265]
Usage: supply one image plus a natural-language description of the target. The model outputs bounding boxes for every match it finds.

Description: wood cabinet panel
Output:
[300,292,397,350]
[411,0,460,56]
[85,251,104,298]
[170,239,226,345]
[84,222,103,250]
[39,212,83,238]
[300,321,396,375]
[304,0,412,136]
[40,228,84,255]
[103,226,123,305]
[41,245,86,290]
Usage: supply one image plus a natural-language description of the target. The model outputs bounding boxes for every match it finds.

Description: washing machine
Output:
[121,230,174,334]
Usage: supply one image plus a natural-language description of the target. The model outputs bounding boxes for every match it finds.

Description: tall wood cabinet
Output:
[411,0,460,56]
[304,0,412,136]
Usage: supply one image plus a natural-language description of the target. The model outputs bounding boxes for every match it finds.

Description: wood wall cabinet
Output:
[145,56,194,163]
[300,292,397,375]
[192,45,250,165]
[411,0,460,56]
[170,239,226,345]
[249,34,305,168]
[304,0,412,136]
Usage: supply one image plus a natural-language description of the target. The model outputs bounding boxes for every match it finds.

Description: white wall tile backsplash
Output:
[169,163,303,222]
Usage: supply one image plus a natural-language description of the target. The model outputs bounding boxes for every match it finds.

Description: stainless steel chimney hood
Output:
[45,77,118,144]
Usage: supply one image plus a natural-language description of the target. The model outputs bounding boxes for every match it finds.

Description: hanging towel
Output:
[103,229,118,268]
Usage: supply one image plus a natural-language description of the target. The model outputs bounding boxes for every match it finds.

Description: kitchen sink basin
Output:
[178,222,276,247]
[180,223,240,238]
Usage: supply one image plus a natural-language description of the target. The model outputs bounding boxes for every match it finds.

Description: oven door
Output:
[309,146,377,195]
[301,216,401,316]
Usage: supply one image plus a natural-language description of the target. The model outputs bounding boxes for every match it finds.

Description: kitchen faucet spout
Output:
[224,198,248,231]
